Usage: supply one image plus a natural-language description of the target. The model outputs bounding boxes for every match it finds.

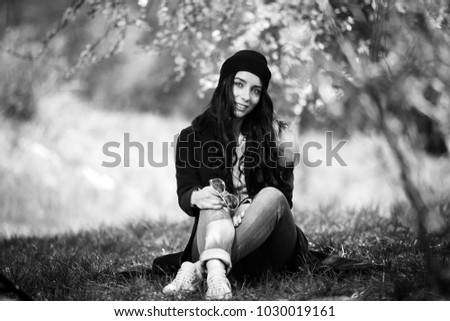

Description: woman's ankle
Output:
[206,259,226,275]
[199,249,232,273]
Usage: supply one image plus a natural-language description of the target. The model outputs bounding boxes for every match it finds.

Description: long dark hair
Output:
[192,73,286,194]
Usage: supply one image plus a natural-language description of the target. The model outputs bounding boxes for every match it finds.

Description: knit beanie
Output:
[219,50,272,90]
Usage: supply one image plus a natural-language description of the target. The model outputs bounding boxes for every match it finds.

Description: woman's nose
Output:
[240,88,250,101]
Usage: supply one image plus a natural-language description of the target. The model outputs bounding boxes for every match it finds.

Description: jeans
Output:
[191,187,298,277]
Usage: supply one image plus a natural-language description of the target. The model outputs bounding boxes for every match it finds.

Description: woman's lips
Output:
[236,103,248,111]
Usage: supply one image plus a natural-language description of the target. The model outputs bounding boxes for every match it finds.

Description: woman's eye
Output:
[234,82,243,88]
[252,88,261,95]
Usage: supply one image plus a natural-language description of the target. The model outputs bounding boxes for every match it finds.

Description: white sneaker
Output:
[205,271,232,300]
[162,262,202,295]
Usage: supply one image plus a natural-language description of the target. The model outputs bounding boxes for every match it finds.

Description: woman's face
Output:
[233,71,262,118]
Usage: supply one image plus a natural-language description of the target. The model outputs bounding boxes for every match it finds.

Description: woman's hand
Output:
[191,186,226,210]
[232,210,245,227]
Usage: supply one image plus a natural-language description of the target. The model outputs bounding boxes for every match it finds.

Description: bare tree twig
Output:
[6,0,86,61]
[40,0,86,53]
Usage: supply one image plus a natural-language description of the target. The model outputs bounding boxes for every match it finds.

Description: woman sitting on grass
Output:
[157,50,309,300]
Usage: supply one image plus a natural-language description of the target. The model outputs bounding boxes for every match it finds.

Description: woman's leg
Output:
[194,208,235,299]
[231,187,298,276]
[164,208,235,297]
[195,208,235,271]
[189,187,299,296]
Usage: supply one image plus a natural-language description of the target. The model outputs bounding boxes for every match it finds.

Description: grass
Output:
[1,205,449,301]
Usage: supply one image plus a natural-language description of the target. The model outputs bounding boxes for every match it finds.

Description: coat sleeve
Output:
[175,127,202,217]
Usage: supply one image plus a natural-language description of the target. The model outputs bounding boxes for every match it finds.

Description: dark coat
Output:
[175,125,295,217]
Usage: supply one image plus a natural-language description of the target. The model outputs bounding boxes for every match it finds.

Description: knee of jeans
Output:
[257,187,290,218]
[259,187,287,203]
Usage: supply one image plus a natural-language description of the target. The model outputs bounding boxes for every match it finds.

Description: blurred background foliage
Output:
[2,0,450,139]
[0,0,449,244]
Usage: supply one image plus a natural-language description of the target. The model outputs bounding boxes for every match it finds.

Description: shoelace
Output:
[206,272,232,300]
[162,262,200,294]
